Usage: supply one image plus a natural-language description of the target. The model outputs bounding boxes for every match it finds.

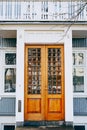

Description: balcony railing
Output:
[0,1,87,21]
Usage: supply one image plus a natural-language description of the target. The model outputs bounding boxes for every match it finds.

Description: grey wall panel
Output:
[0,98,16,116]
[74,98,87,116]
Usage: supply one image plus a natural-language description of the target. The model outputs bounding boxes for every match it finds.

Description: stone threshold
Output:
[16,126,74,130]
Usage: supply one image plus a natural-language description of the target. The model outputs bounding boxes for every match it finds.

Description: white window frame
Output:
[0,48,16,96]
[73,48,87,96]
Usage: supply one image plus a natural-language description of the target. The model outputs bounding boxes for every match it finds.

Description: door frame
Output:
[24,44,65,121]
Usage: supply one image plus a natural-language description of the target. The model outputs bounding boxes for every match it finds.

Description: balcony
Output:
[0,1,87,22]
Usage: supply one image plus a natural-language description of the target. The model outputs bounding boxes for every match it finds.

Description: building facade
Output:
[0,1,87,130]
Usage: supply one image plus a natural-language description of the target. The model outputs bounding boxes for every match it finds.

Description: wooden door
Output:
[45,46,64,120]
[24,45,64,121]
[24,46,45,120]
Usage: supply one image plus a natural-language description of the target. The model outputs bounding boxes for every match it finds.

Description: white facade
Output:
[0,24,87,129]
[0,1,87,130]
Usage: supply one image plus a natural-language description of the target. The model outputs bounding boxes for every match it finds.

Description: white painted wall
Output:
[16,28,24,122]
[74,117,87,124]
[64,29,73,122]
[0,116,15,123]
[24,30,64,43]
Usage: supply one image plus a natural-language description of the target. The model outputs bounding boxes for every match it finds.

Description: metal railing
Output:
[0,1,87,21]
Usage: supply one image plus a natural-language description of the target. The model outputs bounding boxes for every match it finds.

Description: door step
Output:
[16,121,74,130]
[24,121,64,126]
[16,126,74,130]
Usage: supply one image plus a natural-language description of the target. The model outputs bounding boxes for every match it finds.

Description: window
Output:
[4,68,16,93]
[73,52,85,92]
[73,68,84,92]
[5,53,16,65]
[4,53,16,93]
[0,38,16,48]
[74,126,85,130]
[4,125,15,130]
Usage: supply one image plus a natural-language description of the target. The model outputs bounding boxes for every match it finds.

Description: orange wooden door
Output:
[24,46,45,120]
[24,45,64,121]
[45,45,64,120]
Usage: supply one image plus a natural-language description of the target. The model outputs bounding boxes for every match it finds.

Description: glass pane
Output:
[73,53,84,65]
[48,48,62,94]
[73,68,84,92]
[0,38,16,47]
[73,53,76,65]
[28,48,41,94]
[4,68,16,92]
[4,125,15,130]
[77,53,84,65]
[5,53,16,65]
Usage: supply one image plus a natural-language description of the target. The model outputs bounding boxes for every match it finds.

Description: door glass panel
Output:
[48,48,62,94]
[28,48,41,94]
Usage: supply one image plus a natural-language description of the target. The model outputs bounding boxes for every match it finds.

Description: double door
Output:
[24,45,64,121]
